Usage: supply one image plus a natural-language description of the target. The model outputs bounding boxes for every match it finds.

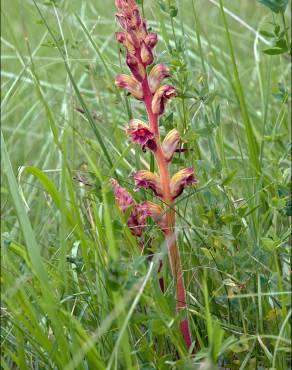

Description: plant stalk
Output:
[142,76,192,350]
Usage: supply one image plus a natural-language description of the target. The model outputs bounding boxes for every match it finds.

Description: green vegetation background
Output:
[1,0,291,369]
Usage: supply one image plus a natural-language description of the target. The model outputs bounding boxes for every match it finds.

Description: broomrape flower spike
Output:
[112,0,197,350]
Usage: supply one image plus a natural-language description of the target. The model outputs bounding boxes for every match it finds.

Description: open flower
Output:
[115,74,143,100]
[170,168,197,199]
[134,170,163,197]
[111,178,147,237]
[127,202,150,237]
[162,129,181,162]
[143,201,166,232]
[115,32,135,54]
[148,64,170,93]
[127,119,156,151]
[152,85,177,115]
[111,179,165,237]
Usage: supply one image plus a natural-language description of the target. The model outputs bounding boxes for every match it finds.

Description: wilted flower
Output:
[147,204,167,233]
[127,202,150,237]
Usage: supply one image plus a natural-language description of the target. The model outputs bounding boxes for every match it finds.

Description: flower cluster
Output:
[113,0,196,232]
[111,179,165,238]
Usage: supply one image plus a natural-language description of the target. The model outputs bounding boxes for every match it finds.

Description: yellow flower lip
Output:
[162,129,181,162]
[115,74,143,100]
[170,168,197,199]
[152,85,177,115]
[149,64,170,94]
[141,201,166,231]
[141,42,154,66]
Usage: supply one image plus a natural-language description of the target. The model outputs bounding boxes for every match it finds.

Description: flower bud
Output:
[141,43,154,65]
[162,129,181,162]
[170,168,197,199]
[115,0,124,9]
[126,53,146,81]
[116,32,126,44]
[115,13,127,30]
[127,120,156,149]
[130,9,142,29]
[115,0,137,11]
[148,64,170,93]
[134,171,163,197]
[115,74,143,100]
[152,85,176,115]
[117,32,136,55]
[144,32,158,49]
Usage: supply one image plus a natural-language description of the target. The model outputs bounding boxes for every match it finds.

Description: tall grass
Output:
[1,0,291,369]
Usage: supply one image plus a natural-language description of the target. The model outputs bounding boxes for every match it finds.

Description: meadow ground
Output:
[1,0,291,369]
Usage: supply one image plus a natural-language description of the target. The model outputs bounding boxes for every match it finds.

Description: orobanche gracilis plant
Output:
[111,0,196,349]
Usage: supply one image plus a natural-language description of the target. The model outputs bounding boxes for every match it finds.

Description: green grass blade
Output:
[1,132,48,286]
[218,0,261,175]
[32,0,114,168]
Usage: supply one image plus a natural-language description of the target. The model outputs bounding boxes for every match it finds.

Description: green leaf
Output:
[259,29,275,37]
[150,319,167,335]
[275,37,288,49]
[210,321,224,362]
[169,6,178,18]
[263,47,287,54]
[1,132,48,286]
[261,237,279,251]
[258,0,289,13]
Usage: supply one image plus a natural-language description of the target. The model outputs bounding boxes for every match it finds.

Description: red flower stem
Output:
[142,77,192,350]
